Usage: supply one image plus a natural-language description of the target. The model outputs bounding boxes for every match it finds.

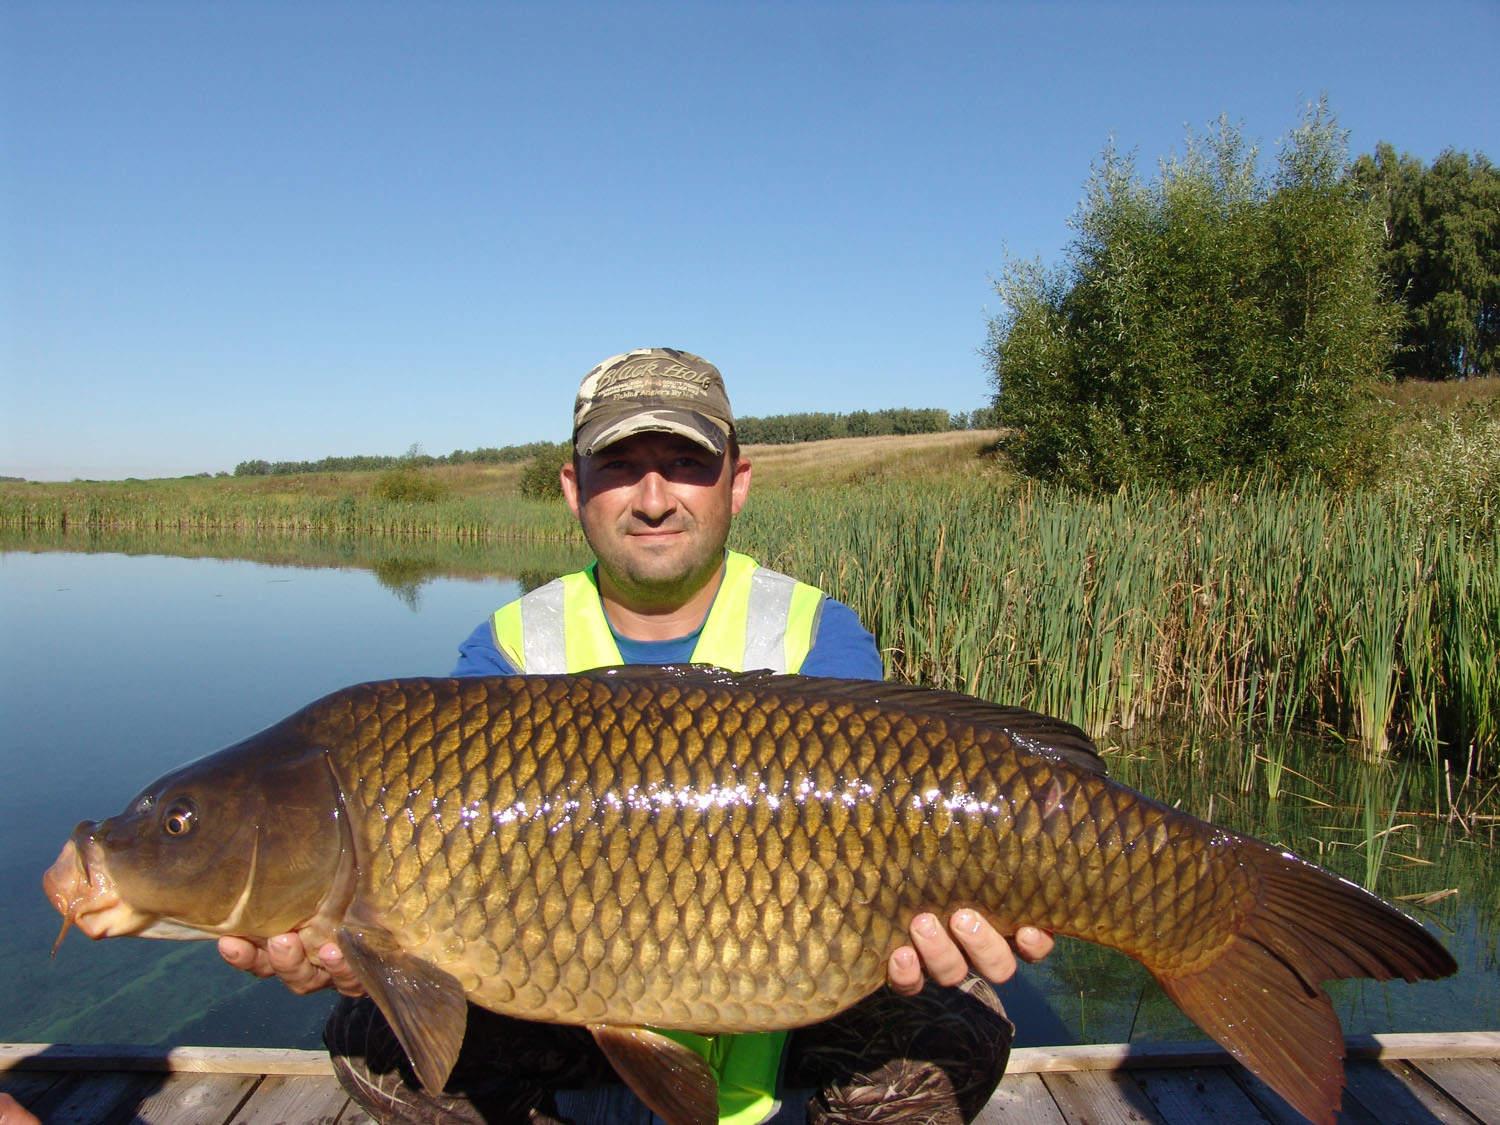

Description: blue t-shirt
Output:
[452,593,882,680]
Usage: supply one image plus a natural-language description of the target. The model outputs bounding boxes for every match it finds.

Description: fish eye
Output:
[161,800,197,838]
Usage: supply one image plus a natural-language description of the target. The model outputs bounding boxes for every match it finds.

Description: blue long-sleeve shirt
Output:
[451,597,883,680]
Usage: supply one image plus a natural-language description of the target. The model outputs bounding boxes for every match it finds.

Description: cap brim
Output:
[574,404,728,457]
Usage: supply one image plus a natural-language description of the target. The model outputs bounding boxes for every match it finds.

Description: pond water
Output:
[2,537,1495,1054]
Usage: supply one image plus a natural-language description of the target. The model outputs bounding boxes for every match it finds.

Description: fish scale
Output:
[47,666,1457,1124]
[309,673,1236,1030]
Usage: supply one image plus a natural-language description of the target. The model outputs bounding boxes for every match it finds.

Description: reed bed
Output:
[735,478,1498,773]
[5,472,1495,772]
[0,485,582,542]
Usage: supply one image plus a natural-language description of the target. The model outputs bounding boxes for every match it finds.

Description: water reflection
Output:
[1037,725,1500,1045]
[0,526,592,608]
[1107,726,1497,924]
[1,540,1494,1053]
[2,538,592,1050]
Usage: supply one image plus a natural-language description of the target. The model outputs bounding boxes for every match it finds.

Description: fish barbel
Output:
[43,667,1455,1124]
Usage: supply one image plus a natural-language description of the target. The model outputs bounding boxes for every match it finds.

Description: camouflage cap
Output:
[573,348,734,457]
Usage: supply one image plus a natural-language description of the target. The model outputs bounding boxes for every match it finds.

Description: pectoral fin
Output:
[336,924,468,1094]
[590,1025,718,1125]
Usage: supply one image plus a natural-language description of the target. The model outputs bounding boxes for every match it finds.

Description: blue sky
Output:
[4,2,1497,480]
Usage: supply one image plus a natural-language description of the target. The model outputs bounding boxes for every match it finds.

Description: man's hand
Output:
[887,912,1053,995]
[0,1093,41,1125]
[217,934,366,997]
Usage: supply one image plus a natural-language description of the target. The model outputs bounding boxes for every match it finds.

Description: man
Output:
[220,348,1053,1123]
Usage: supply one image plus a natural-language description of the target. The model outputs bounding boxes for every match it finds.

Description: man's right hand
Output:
[218,934,367,997]
[0,1092,41,1125]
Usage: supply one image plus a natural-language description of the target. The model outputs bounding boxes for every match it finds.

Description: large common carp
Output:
[45,668,1454,1124]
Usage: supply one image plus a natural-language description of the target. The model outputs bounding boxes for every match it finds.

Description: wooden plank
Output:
[1224,1065,1386,1125]
[0,1069,66,1100]
[1004,1032,1500,1074]
[1409,1058,1500,1124]
[22,1070,162,1125]
[131,1072,261,1125]
[0,1071,67,1122]
[1012,1042,1224,1073]
[1040,1069,1164,1124]
[975,1072,1067,1124]
[1346,1033,1500,1062]
[5,1033,1493,1076]
[1343,1058,1482,1124]
[5,1054,1496,1125]
[228,1074,352,1125]
[1223,1068,1324,1125]
[3,1074,84,1123]
[1131,1065,1272,1123]
[0,1044,334,1075]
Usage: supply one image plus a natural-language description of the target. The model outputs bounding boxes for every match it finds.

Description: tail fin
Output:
[1152,844,1456,1125]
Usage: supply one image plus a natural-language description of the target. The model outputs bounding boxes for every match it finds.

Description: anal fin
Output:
[590,1025,718,1125]
[336,924,468,1095]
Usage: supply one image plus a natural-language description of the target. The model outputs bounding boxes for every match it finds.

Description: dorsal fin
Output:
[576,665,1107,775]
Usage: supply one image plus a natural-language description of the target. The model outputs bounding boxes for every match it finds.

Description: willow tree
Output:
[987,103,1399,490]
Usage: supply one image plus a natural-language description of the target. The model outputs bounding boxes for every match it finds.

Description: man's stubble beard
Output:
[581,505,732,612]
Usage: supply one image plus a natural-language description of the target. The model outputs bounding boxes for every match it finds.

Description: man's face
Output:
[560,431,752,609]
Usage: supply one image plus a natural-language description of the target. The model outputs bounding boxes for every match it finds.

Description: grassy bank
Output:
[0,478,583,540]
[4,410,1497,770]
[734,478,1496,773]
[0,431,1003,536]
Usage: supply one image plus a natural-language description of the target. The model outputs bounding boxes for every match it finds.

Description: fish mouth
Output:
[43,833,155,950]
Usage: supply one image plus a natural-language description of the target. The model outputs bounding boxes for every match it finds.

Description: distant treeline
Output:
[735,405,997,444]
[232,407,999,476]
[234,441,563,477]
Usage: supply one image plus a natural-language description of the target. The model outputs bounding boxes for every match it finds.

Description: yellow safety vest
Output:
[489,549,825,1124]
[490,550,824,678]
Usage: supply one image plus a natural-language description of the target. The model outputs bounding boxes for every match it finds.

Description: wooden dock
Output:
[3,1032,1497,1123]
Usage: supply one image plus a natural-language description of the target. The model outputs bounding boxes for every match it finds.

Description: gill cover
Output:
[83,721,348,937]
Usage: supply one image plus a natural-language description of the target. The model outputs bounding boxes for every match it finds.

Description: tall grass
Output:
[0,484,581,541]
[1377,396,1500,540]
[4,462,1496,773]
[735,477,1497,773]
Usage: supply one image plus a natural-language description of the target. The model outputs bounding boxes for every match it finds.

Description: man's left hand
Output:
[887,912,1053,994]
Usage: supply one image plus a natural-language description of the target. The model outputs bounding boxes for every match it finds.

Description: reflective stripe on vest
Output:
[490,550,823,675]
[487,550,823,1122]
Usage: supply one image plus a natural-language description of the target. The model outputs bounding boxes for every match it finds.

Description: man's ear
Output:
[729,456,752,515]
[560,461,582,518]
